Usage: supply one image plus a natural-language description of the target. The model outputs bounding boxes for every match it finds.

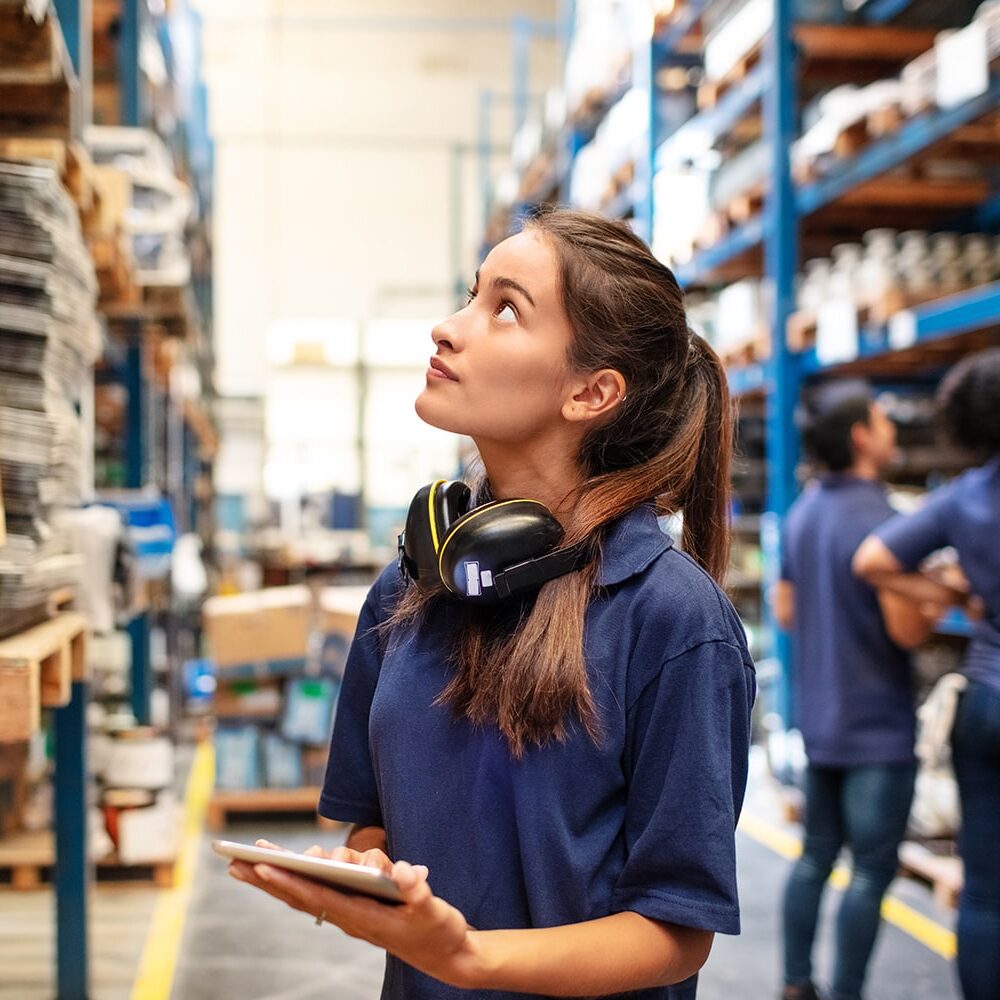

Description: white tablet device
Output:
[212,840,404,904]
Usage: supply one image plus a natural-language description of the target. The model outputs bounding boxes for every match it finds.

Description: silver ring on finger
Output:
[315,911,326,927]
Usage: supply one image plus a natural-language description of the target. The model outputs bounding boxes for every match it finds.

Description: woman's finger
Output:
[255,839,287,852]
[303,844,328,858]
[360,848,393,873]
[392,860,433,905]
[329,845,362,864]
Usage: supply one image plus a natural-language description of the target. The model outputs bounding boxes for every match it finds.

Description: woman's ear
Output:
[562,369,627,424]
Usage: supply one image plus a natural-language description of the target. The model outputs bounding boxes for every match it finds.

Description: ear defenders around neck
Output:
[397,479,589,603]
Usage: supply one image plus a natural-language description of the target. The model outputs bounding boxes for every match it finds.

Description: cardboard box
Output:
[203,585,312,668]
[318,586,368,676]
[318,586,368,638]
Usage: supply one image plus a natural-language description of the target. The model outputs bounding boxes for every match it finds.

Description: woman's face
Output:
[415,230,577,447]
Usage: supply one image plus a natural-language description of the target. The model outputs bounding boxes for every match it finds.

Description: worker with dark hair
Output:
[774,380,932,1000]
[854,348,1000,1000]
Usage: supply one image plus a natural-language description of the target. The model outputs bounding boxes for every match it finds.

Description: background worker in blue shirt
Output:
[854,347,1000,1000]
[226,209,756,999]
[772,381,934,1000]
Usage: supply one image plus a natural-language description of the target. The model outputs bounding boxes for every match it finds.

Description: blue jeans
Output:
[782,762,916,1000]
[952,680,1000,1000]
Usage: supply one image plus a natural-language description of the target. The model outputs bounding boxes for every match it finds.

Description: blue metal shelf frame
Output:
[656,61,768,171]
[799,280,1000,375]
[675,72,1000,288]
[761,0,800,731]
[121,321,153,726]
[43,6,95,997]
[654,0,710,53]
[53,682,90,1000]
[797,73,1000,215]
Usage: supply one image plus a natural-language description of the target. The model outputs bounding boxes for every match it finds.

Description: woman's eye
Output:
[496,302,517,323]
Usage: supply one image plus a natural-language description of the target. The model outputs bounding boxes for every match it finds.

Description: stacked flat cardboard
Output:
[0,159,100,637]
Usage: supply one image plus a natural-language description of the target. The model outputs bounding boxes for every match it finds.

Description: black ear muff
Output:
[398,480,472,589]
[437,499,567,602]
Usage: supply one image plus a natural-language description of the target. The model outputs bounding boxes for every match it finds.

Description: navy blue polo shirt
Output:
[875,456,1000,693]
[780,475,915,766]
[320,505,756,1000]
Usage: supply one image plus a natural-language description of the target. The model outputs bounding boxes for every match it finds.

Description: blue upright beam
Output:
[477,89,494,250]
[52,0,83,72]
[632,25,656,243]
[128,611,151,726]
[123,323,151,725]
[118,0,142,126]
[763,0,800,731]
[511,15,531,139]
[53,681,90,1000]
[124,324,145,490]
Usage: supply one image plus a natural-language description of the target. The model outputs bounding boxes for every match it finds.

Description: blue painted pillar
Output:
[124,325,146,490]
[631,25,656,243]
[762,0,800,731]
[477,89,494,247]
[128,611,151,726]
[123,323,151,725]
[511,15,531,140]
[53,681,90,1000]
[118,0,142,126]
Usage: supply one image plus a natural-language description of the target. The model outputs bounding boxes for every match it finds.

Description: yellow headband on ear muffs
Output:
[397,481,589,603]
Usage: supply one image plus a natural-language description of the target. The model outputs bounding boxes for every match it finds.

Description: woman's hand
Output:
[228,841,481,989]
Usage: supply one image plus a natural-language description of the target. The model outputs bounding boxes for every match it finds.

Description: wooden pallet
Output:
[898,840,963,910]
[0,830,176,890]
[0,614,88,743]
[207,786,334,832]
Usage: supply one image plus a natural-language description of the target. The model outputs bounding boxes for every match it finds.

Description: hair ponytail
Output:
[389,210,734,757]
[678,334,733,583]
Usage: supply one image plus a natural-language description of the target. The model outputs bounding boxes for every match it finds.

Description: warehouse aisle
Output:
[170,763,960,1000]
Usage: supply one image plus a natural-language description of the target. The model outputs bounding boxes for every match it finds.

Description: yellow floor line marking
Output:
[130,741,215,1000]
[737,811,957,961]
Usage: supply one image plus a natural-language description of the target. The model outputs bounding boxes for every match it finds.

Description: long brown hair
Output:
[391,209,733,757]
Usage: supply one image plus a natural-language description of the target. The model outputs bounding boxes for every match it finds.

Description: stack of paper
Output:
[0,158,99,637]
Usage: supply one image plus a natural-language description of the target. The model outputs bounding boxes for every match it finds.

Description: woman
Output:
[229,209,756,998]
[853,347,1000,1000]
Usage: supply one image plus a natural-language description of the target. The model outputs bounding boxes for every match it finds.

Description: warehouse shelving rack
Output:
[0,3,216,997]
[497,0,1000,724]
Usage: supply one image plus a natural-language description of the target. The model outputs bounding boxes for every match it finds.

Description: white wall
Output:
[197,0,559,513]
[200,0,559,397]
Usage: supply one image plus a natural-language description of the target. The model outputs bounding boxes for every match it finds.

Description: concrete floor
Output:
[0,883,159,1000]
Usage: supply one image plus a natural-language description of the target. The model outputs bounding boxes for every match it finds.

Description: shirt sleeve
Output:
[317,575,391,827]
[613,640,755,935]
[874,485,954,571]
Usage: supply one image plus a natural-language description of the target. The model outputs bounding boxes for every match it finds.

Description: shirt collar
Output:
[596,504,672,587]
[819,472,882,490]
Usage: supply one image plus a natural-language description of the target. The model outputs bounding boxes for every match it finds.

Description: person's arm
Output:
[771,580,795,631]
[853,537,969,608]
[229,856,712,993]
[464,912,711,993]
[876,589,933,650]
[345,824,387,854]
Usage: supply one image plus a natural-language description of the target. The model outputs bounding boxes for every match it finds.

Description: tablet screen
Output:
[212,840,404,904]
